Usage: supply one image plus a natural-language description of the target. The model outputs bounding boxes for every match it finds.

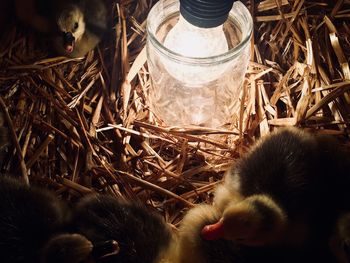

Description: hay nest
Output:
[0,0,349,225]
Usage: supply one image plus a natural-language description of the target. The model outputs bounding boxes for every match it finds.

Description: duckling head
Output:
[201,195,287,246]
[42,233,120,263]
[56,5,86,54]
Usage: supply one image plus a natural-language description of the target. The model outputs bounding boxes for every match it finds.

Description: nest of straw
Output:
[0,0,349,224]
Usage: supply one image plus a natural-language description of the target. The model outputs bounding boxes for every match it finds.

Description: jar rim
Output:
[146,0,253,65]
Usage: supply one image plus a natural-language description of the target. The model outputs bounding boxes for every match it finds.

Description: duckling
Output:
[42,233,120,263]
[68,194,172,263]
[42,233,95,263]
[171,204,308,263]
[15,0,107,57]
[0,176,69,263]
[51,0,107,57]
[170,204,247,263]
[202,128,345,250]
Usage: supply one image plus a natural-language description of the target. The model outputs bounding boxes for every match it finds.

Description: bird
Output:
[15,0,107,57]
[42,233,95,263]
[0,176,69,263]
[42,232,121,263]
[169,204,248,263]
[0,176,167,263]
[200,128,348,261]
[65,194,173,263]
[169,203,306,263]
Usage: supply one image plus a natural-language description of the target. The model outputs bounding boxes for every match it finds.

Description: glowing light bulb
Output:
[163,15,229,85]
[164,16,228,57]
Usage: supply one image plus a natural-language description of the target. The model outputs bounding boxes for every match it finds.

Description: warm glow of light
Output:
[163,15,229,85]
[192,112,207,125]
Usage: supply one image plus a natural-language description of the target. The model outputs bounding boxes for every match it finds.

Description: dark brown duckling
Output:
[42,232,121,263]
[42,233,95,263]
[62,194,172,263]
[0,176,69,263]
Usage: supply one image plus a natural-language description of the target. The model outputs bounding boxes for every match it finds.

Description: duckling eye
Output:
[74,22,79,30]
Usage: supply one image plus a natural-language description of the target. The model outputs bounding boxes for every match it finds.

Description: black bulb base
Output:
[180,0,235,28]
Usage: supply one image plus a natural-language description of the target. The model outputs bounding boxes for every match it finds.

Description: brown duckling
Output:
[57,194,173,263]
[0,176,69,263]
[15,0,107,57]
[42,233,95,263]
[202,128,345,251]
[42,233,120,263]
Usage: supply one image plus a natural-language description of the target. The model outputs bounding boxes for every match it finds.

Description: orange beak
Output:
[201,219,226,240]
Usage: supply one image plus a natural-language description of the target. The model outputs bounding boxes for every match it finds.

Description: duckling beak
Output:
[63,32,75,53]
[201,219,226,240]
[91,240,120,260]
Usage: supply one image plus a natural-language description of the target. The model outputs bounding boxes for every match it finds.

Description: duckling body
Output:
[203,128,346,252]
[68,194,172,263]
[15,0,107,57]
[0,176,68,263]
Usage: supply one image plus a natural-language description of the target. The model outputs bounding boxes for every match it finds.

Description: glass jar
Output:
[146,0,253,128]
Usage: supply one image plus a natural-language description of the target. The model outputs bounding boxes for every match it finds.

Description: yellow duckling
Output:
[171,205,222,263]
[169,204,281,263]
[202,195,287,246]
